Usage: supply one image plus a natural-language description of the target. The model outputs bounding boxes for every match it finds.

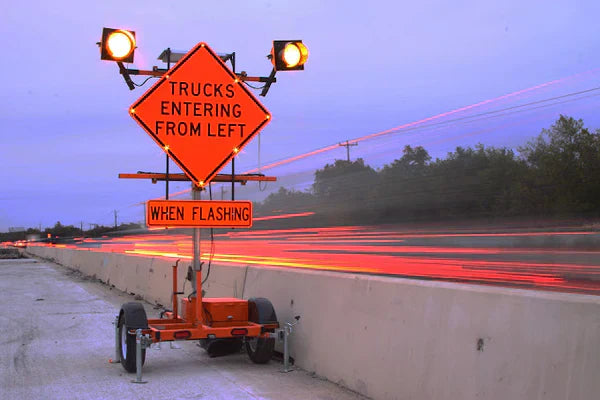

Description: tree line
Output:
[5,115,598,240]
[0,221,142,243]
[255,115,600,224]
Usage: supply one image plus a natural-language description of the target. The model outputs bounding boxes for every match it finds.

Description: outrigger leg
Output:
[110,315,120,364]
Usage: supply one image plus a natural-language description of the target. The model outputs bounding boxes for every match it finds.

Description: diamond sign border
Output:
[129,42,271,187]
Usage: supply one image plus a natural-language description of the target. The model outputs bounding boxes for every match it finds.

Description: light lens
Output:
[282,43,301,67]
[281,42,308,68]
[106,30,135,60]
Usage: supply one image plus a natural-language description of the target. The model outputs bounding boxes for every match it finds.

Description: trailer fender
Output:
[247,297,277,326]
[119,302,148,329]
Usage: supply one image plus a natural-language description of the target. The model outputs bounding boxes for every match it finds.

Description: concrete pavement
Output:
[0,258,367,400]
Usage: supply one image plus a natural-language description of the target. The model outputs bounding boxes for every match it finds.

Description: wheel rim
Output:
[248,337,258,353]
[120,323,127,359]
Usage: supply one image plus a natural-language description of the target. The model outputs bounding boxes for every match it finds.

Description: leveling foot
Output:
[279,316,300,373]
[131,329,149,384]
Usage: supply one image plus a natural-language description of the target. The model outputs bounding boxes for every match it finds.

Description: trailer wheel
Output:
[246,336,275,364]
[246,297,277,364]
[118,302,148,373]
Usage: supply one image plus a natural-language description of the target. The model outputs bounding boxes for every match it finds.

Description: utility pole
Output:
[114,210,118,229]
[339,140,358,162]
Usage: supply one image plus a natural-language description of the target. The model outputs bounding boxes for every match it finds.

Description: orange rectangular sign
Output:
[146,200,252,228]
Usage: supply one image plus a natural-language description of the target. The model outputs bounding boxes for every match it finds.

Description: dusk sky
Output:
[2,1,600,231]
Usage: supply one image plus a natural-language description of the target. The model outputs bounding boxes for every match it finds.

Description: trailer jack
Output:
[110,315,121,364]
[273,315,300,373]
[132,329,152,384]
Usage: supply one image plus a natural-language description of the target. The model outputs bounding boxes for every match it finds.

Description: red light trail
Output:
[253,212,315,221]
[32,225,600,295]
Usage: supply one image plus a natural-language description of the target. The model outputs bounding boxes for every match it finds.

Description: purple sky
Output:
[2,1,600,231]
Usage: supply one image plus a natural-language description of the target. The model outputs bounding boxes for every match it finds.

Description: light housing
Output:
[100,28,136,63]
[271,40,308,71]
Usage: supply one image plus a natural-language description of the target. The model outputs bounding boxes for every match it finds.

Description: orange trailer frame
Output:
[142,261,278,343]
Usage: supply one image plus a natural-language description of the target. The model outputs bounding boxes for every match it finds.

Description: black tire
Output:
[246,297,277,364]
[118,303,148,373]
[246,336,275,364]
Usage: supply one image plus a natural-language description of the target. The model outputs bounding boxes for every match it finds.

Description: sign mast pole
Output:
[192,184,202,305]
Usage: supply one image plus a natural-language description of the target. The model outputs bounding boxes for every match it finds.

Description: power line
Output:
[244,85,600,173]
[114,80,600,212]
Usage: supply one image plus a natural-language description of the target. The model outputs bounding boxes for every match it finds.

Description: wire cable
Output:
[133,76,157,87]
[202,184,215,284]
[244,82,266,90]
[243,85,600,174]
[258,133,267,191]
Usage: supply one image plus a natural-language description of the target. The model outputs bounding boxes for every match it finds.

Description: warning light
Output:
[107,31,135,59]
[271,40,308,71]
[100,28,136,63]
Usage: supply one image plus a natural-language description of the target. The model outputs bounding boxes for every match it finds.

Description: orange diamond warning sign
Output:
[130,42,271,187]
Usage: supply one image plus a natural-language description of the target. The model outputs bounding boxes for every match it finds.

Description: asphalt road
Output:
[0,258,367,400]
